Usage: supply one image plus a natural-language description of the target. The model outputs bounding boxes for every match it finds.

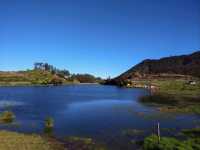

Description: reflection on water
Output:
[0,85,199,149]
[0,100,25,108]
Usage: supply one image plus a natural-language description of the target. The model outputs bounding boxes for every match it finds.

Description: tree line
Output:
[33,62,103,84]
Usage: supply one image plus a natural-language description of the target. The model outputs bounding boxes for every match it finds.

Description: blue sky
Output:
[1,0,200,78]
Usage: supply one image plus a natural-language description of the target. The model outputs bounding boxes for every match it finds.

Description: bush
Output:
[45,117,54,128]
[44,117,54,134]
[50,76,63,85]
[0,111,15,123]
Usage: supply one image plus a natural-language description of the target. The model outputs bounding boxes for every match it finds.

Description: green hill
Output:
[0,63,103,86]
[0,70,64,86]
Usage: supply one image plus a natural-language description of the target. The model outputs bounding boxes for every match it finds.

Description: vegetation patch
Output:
[65,136,107,150]
[0,130,64,150]
[143,134,200,150]
[181,128,200,138]
[140,86,200,114]
[0,63,104,86]
[152,79,200,96]
[44,117,54,135]
[0,111,15,123]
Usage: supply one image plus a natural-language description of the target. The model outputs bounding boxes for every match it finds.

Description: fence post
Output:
[157,122,160,144]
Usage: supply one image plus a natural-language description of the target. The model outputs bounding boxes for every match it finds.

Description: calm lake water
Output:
[0,84,199,149]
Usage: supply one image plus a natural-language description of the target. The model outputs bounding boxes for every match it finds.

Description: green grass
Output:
[0,130,108,150]
[0,70,66,86]
[0,70,103,86]
[143,134,200,150]
[127,79,200,97]
[0,130,65,150]
[152,79,200,97]
[139,79,200,114]
[140,94,200,114]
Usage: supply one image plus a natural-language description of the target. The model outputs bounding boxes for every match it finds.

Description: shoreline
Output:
[0,82,101,87]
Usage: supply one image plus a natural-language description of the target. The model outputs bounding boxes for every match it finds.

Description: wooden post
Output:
[157,122,160,144]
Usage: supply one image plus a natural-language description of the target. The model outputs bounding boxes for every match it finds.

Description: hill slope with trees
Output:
[0,63,103,86]
[106,51,200,85]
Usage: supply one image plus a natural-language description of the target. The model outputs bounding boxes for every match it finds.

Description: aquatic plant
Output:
[45,117,54,128]
[0,111,15,123]
[44,117,54,134]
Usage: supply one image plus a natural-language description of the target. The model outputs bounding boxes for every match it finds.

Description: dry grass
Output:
[0,130,66,150]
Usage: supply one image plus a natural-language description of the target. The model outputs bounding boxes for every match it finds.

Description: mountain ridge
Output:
[107,51,200,85]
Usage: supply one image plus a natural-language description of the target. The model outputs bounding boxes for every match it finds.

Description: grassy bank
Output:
[143,127,200,150]
[0,111,106,150]
[143,134,200,150]
[1,110,200,149]
[152,79,200,97]
[0,70,103,86]
[122,126,200,150]
[140,94,200,114]
[0,130,107,150]
[0,130,64,150]
[0,70,64,86]
[138,79,200,114]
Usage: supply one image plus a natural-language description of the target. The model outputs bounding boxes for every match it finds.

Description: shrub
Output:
[44,117,54,134]
[45,117,54,128]
[0,111,15,123]
[50,76,63,85]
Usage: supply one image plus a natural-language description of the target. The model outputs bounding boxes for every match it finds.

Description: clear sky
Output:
[1,0,200,78]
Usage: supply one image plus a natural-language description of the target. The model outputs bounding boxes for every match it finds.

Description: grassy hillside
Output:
[0,62,104,86]
[0,70,64,86]
[0,70,103,86]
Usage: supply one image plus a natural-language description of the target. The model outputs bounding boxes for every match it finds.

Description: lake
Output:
[0,84,199,149]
